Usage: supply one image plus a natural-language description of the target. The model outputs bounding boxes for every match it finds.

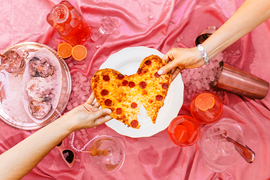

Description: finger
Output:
[94,115,113,126]
[158,60,179,75]
[162,50,175,63]
[86,93,95,105]
[82,103,95,112]
[171,67,179,75]
[91,108,112,120]
[171,68,181,81]
[93,101,100,108]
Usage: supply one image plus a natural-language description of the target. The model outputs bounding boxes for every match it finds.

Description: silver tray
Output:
[0,42,72,130]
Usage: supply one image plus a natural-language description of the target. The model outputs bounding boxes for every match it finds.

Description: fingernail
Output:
[158,69,164,75]
[106,109,112,114]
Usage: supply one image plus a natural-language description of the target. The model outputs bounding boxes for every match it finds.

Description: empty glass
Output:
[199,118,244,172]
[90,16,116,42]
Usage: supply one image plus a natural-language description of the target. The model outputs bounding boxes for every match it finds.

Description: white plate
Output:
[102,46,184,138]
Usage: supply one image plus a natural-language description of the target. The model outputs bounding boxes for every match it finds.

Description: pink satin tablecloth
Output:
[0,0,270,179]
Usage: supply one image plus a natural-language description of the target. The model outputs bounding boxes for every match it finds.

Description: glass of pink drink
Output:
[0,50,25,73]
[168,115,201,147]
[190,92,223,124]
[47,0,92,46]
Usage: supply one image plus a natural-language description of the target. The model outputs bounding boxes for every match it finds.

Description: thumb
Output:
[91,108,112,120]
[158,60,178,75]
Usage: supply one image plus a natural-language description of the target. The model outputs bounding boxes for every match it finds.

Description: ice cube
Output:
[203,138,220,160]
[218,142,236,156]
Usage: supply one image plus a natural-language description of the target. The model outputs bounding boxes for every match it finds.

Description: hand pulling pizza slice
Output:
[91,55,171,129]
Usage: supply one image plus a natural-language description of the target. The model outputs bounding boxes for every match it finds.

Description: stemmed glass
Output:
[199,118,252,172]
[70,132,125,175]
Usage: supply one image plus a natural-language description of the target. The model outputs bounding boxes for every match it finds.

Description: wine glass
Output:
[82,135,125,175]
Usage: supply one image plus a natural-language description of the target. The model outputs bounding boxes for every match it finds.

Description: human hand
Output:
[158,47,205,81]
[63,93,112,131]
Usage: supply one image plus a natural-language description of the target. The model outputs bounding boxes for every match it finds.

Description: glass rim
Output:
[50,4,69,23]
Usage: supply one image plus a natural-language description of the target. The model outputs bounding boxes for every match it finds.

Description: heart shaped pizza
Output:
[91,55,171,129]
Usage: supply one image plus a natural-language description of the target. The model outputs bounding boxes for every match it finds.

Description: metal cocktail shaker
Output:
[195,26,269,99]
[212,62,269,99]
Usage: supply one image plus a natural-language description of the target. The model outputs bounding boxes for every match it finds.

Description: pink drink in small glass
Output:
[0,50,25,73]
[168,115,201,147]
[190,92,223,124]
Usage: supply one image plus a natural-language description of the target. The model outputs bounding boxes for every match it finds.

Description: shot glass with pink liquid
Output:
[0,49,25,73]
[168,115,201,147]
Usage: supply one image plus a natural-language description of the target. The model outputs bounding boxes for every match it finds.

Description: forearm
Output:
[203,0,270,59]
[0,115,73,180]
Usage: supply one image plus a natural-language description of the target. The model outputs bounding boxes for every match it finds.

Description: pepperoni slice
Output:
[142,90,148,95]
[137,68,142,75]
[156,95,163,101]
[129,81,135,88]
[145,60,152,66]
[104,99,112,106]
[117,74,124,80]
[101,89,109,96]
[116,108,122,114]
[154,72,161,78]
[139,81,147,89]
[162,83,169,89]
[103,75,110,81]
[137,68,148,75]
[122,80,128,86]
[131,102,137,109]
[131,120,139,128]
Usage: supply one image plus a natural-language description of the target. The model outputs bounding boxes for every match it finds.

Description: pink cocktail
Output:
[168,115,201,147]
[0,50,25,73]
[190,92,223,124]
[47,0,92,46]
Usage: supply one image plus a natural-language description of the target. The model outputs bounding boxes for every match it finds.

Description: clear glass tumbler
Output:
[0,49,25,73]
[190,92,223,124]
[168,115,201,147]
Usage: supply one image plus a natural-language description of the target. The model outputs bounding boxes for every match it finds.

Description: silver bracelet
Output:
[197,44,209,65]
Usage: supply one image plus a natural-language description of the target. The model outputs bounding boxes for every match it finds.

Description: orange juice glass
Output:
[47,0,92,46]
[168,115,201,147]
[190,92,223,124]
